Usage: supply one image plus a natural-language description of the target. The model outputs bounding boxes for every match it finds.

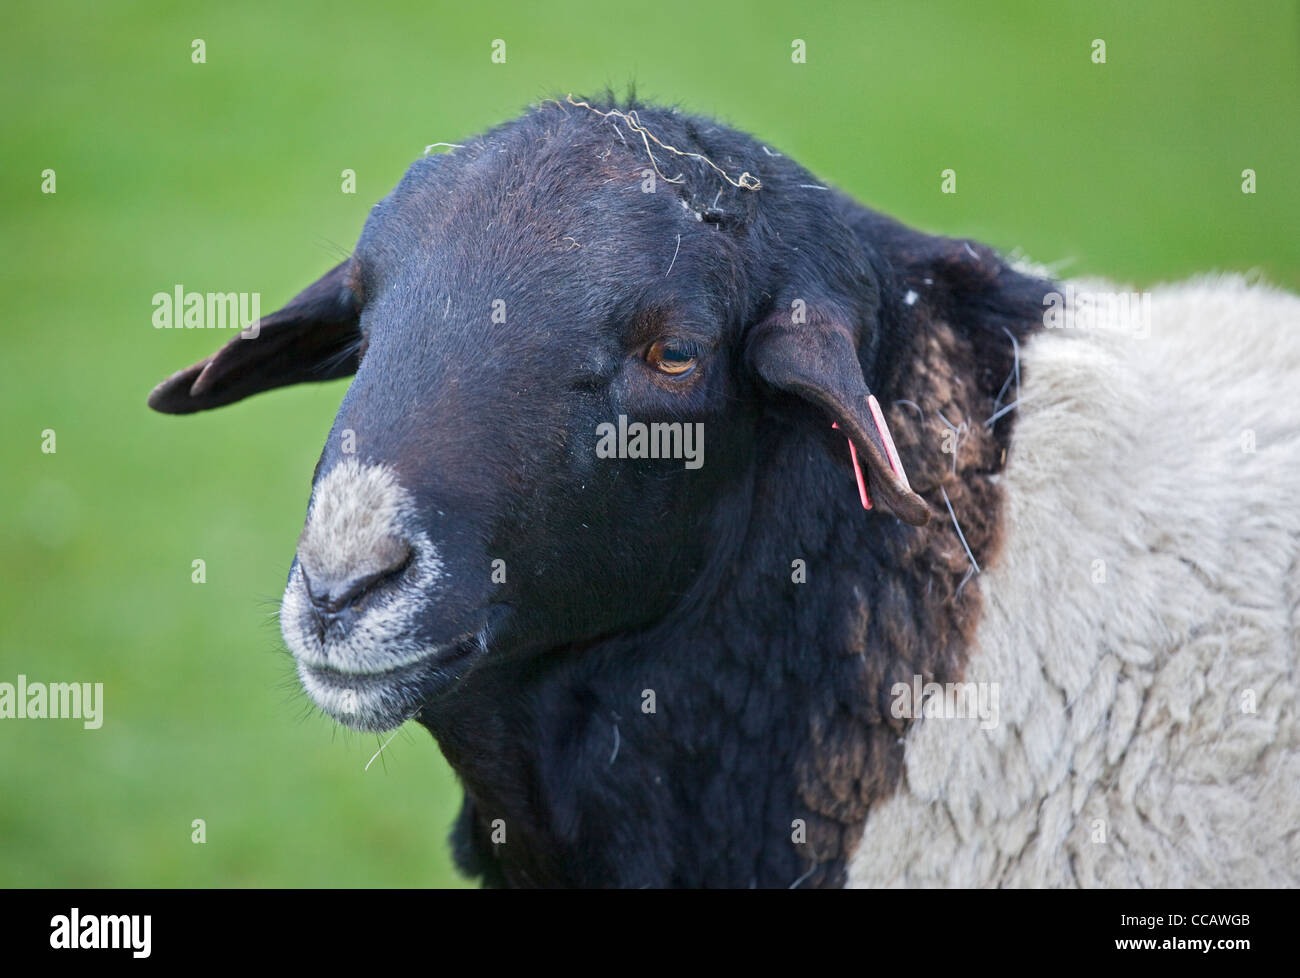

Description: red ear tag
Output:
[832,396,912,511]
[831,421,872,510]
[867,394,911,490]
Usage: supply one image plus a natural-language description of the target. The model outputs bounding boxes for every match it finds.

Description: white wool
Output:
[849,275,1300,887]
[297,458,414,586]
[281,458,446,678]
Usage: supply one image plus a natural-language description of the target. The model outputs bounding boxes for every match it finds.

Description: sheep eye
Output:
[647,338,699,377]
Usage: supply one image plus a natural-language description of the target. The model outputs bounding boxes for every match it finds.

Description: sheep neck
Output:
[429,242,1047,888]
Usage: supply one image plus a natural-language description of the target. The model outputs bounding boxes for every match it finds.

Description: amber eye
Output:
[647,338,699,377]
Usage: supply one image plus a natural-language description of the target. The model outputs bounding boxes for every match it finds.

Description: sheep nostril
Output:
[298,538,414,629]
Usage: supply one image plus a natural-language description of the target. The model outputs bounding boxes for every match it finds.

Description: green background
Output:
[2,0,1297,886]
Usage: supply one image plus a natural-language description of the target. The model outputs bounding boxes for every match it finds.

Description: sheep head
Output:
[147,98,934,733]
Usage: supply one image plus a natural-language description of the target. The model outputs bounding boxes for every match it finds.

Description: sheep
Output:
[147,95,1300,888]
[853,274,1300,887]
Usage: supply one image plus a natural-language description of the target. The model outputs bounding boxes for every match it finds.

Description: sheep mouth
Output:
[295,634,482,732]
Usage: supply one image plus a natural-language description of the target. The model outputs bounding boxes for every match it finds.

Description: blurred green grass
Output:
[1,0,1297,886]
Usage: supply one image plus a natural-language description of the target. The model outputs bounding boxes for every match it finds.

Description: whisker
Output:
[940,486,981,586]
[364,708,423,771]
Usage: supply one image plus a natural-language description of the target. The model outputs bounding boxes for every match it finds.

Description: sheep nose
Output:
[298,536,413,632]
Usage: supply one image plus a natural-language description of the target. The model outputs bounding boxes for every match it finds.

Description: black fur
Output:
[149,95,1054,887]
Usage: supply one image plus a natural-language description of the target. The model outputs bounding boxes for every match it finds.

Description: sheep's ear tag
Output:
[832,395,910,510]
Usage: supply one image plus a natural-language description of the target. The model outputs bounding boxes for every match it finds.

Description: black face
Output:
[292,146,758,727]
[147,99,929,732]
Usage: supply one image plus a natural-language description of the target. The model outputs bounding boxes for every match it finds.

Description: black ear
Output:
[147,261,362,414]
[748,306,931,527]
